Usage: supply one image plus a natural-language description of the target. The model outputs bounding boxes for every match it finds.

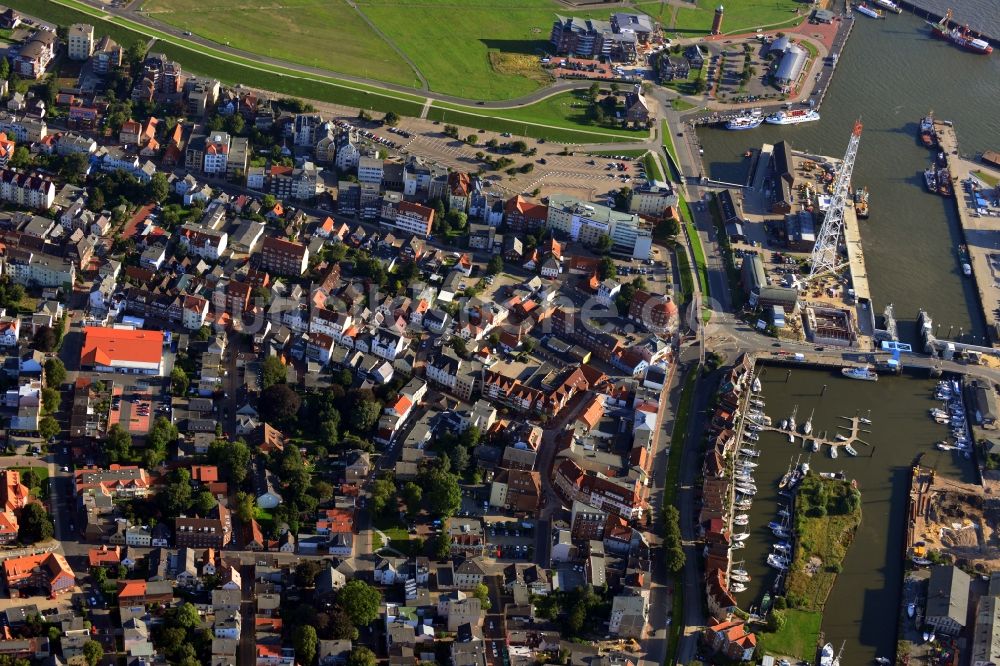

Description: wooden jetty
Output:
[758,415,872,453]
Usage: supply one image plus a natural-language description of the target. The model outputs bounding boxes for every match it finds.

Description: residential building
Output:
[629,181,678,218]
[357,156,383,186]
[175,505,232,549]
[74,465,151,498]
[609,589,649,638]
[203,132,230,175]
[67,23,94,61]
[0,169,56,209]
[3,553,74,596]
[261,237,308,276]
[547,194,651,259]
[705,620,757,662]
[386,200,435,238]
[15,31,57,79]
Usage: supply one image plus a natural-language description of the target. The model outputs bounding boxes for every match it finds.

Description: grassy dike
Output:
[663,366,698,665]
[8,0,648,143]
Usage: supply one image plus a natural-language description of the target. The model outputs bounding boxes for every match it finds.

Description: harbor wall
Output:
[893,0,1000,46]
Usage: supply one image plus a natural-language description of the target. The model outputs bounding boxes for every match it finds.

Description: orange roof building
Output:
[3,553,75,597]
[80,327,163,374]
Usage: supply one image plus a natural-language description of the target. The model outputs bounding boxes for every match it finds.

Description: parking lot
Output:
[107,383,166,436]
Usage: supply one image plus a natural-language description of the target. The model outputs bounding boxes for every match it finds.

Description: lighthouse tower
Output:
[711,5,724,35]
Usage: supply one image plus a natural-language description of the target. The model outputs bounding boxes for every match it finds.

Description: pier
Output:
[758,414,871,456]
[934,122,1000,346]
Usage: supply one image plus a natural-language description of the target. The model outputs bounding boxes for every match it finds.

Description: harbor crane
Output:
[807,119,863,282]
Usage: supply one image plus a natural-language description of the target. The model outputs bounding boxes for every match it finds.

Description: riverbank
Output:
[935,122,1000,348]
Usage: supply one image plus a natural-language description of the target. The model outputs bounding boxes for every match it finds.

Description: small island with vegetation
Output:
[759,475,862,659]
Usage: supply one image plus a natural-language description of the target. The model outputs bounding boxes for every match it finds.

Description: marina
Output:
[715,363,975,664]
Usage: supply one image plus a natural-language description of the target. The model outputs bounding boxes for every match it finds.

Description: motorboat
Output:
[844,444,858,456]
[859,417,872,425]
[768,521,786,531]
[747,424,762,432]
[736,486,758,496]
[788,432,796,444]
[830,445,838,459]
[912,556,932,566]
[752,377,762,392]
[744,432,760,442]
[731,541,746,550]
[835,433,849,441]
[740,448,761,457]
[732,567,749,577]
[780,419,788,430]
[930,408,948,419]
[812,439,821,452]
[733,532,751,541]
[819,643,835,666]
[936,442,955,451]
[773,542,790,554]
[800,461,810,475]
[740,460,759,469]
[777,508,790,518]
[731,573,751,584]
[767,553,790,570]
[875,658,891,665]
[735,500,753,510]
[773,527,790,539]
[803,409,814,436]
[907,603,915,618]
[731,582,748,593]
[734,514,750,526]
[750,398,765,408]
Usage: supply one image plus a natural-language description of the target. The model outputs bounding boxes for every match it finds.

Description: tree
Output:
[421,469,461,518]
[293,625,318,666]
[588,82,600,101]
[262,355,286,389]
[233,491,255,524]
[450,336,468,359]
[402,482,423,518]
[767,609,787,633]
[465,134,478,145]
[487,255,503,275]
[44,358,66,386]
[105,424,132,463]
[383,111,400,126]
[595,233,614,253]
[174,602,201,630]
[38,416,59,441]
[32,326,57,352]
[41,388,60,415]
[346,646,377,666]
[193,490,218,515]
[312,479,335,504]
[260,384,301,424]
[350,399,381,434]
[82,640,103,666]
[371,477,396,516]
[164,469,193,515]
[170,366,190,397]
[598,256,616,280]
[338,580,381,627]
[18,503,52,543]
[472,583,492,610]
[208,438,252,484]
[195,325,212,341]
[320,606,359,640]
[148,172,170,202]
[432,528,451,559]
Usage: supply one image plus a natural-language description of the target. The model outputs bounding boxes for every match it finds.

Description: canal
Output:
[697,11,1000,345]
[740,366,977,663]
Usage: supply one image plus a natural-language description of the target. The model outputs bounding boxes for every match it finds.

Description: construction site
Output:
[907,465,1000,572]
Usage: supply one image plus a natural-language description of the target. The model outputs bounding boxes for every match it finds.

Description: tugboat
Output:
[919,112,937,148]
[924,167,938,192]
[854,186,870,218]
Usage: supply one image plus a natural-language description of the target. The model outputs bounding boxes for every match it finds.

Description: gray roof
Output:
[926,565,970,626]
[775,44,807,83]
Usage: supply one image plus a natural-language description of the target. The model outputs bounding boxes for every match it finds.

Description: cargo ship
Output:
[928,9,993,55]
[764,109,820,125]
[725,110,763,130]
[855,3,884,19]
[919,112,937,148]
[854,186,870,218]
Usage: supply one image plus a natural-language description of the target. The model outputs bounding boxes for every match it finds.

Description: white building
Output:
[67,23,94,61]
[202,133,230,175]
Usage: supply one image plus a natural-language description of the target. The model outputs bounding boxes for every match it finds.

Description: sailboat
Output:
[733,532,751,541]
[731,582,748,593]
[778,461,793,489]
[734,514,750,526]
[788,405,798,433]
[752,376,762,392]
[803,408,814,436]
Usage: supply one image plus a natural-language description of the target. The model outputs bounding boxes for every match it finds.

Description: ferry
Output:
[855,3,884,19]
[764,109,821,125]
[872,0,901,13]
[725,110,764,130]
[841,366,878,381]
[929,9,993,55]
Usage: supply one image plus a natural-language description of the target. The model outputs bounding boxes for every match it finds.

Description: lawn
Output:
[758,609,823,660]
[672,0,805,36]
[786,476,862,612]
[671,98,698,112]
[973,170,999,187]
[358,0,645,100]
[642,151,664,181]
[661,120,681,180]
[140,0,418,87]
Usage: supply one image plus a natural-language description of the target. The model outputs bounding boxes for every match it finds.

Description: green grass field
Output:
[642,152,663,181]
[758,609,823,660]
[672,0,805,36]
[141,0,418,87]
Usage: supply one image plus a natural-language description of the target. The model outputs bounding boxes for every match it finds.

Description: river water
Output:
[740,367,977,663]
[697,12,1000,344]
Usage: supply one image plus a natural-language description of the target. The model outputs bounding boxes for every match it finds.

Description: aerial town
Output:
[0,0,992,665]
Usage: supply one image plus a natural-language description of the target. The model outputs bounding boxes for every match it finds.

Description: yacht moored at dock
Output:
[725,110,764,130]
[842,366,878,381]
